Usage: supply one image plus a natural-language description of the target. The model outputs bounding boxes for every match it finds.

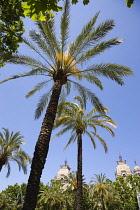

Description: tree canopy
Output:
[0,0,135,67]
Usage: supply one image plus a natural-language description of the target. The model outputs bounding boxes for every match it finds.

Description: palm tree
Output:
[0,0,132,208]
[90,173,113,210]
[0,128,31,177]
[53,96,117,209]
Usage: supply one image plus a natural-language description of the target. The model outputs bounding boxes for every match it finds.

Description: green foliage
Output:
[126,0,134,8]
[0,128,31,177]
[0,183,26,209]
[38,179,74,209]
[113,175,140,209]
[0,0,25,67]
[0,175,139,209]
[53,96,116,152]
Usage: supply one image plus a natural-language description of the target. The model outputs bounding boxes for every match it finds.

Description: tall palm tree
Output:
[53,96,117,209]
[0,0,132,208]
[0,128,31,177]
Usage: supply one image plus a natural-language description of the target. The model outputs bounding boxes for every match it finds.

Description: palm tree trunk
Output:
[76,132,83,210]
[23,80,63,210]
[0,160,4,172]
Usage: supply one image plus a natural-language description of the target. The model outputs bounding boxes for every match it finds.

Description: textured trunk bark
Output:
[0,157,6,172]
[75,132,83,210]
[23,80,62,210]
[0,159,4,172]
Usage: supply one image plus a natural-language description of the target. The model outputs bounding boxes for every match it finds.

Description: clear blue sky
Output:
[0,0,140,192]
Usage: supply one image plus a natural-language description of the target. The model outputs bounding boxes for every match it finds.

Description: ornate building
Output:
[55,160,71,181]
[115,155,140,180]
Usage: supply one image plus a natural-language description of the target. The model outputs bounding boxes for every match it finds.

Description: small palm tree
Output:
[0,0,132,208]
[90,173,113,210]
[0,128,31,177]
[53,96,116,209]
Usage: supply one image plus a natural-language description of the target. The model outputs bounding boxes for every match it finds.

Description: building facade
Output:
[115,155,140,180]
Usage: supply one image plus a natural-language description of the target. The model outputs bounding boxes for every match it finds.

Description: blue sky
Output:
[0,0,140,192]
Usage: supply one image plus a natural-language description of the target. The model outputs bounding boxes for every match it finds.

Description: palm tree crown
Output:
[53,95,116,152]
[1,0,132,118]
[0,128,31,177]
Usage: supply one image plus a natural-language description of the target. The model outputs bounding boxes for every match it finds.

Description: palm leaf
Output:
[80,73,103,90]
[60,0,70,53]
[91,132,108,152]
[84,130,96,149]
[36,18,60,61]
[68,12,100,58]
[35,90,52,119]
[26,80,52,98]
[64,133,77,150]
[71,80,105,113]
[82,63,133,85]
[77,38,123,64]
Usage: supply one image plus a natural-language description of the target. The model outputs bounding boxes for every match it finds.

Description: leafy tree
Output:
[0,183,26,210]
[113,175,140,209]
[126,0,134,8]
[0,0,132,208]
[38,179,73,209]
[0,0,25,67]
[53,96,117,209]
[0,128,31,177]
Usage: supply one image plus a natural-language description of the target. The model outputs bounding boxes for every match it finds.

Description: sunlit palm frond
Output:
[91,132,108,152]
[71,80,105,113]
[74,95,85,110]
[52,124,74,141]
[84,130,96,149]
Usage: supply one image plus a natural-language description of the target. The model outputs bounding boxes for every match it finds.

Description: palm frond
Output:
[35,89,53,119]
[93,121,115,136]
[56,101,79,117]
[26,80,52,98]
[74,95,85,109]
[52,124,74,141]
[25,31,55,62]
[84,108,106,118]
[6,162,11,178]
[64,133,77,150]
[82,63,133,85]
[60,0,70,53]
[63,80,71,96]
[71,80,105,113]
[36,18,60,61]
[68,12,100,58]
[91,132,108,152]
[23,37,56,68]
[84,130,96,149]
[80,73,103,90]
[77,38,123,64]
